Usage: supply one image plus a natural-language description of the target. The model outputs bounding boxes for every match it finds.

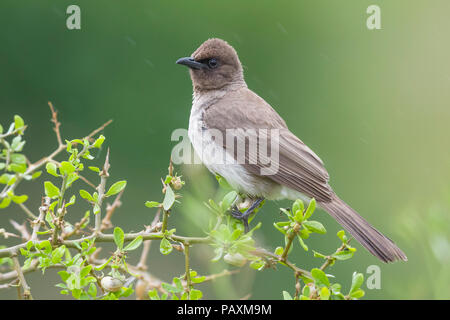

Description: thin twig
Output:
[100,189,124,232]
[48,102,63,147]
[12,255,32,300]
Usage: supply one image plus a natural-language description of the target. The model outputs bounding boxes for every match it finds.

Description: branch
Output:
[12,255,32,300]
[48,102,63,147]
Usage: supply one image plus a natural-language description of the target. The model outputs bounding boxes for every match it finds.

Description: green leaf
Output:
[65,195,76,207]
[189,289,202,300]
[282,291,293,300]
[124,236,143,251]
[88,166,100,173]
[105,181,127,197]
[148,288,160,300]
[38,240,52,254]
[87,283,97,297]
[14,115,25,131]
[319,287,330,300]
[92,135,105,148]
[333,250,354,261]
[79,189,94,202]
[297,235,308,251]
[10,153,26,164]
[311,268,330,287]
[44,181,60,199]
[45,162,59,177]
[113,227,124,250]
[12,194,28,204]
[220,191,238,212]
[160,237,173,255]
[337,230,347,243]
[31,171,42,180]
[304,198,316,220]
[350,289,365,299]
[303,220,326,234]
[145,201,160,208]
[350,272,364,294]
[162,185,175,211]
[52,246,66,264]
[313,250,327,259]
[8,163,26,173]
[162,282,182,294]
[274,246,284,255]
[0,197,12,209]
[80,265,92,278]
[93,203,100,215]
[60,161,76,176]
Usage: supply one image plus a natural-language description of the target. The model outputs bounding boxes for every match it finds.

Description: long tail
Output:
[319,194,407,263]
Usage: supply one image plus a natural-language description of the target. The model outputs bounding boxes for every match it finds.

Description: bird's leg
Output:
[231,197,265,233]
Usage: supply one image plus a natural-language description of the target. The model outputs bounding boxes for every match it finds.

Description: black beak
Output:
[176,57,207,70]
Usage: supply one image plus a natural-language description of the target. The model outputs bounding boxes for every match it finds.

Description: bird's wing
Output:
[203,87,333,202]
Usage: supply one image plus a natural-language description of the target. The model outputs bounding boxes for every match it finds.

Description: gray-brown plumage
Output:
[176,38,407,263]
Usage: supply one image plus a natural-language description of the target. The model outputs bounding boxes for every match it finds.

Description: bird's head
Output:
[176,38,245,91]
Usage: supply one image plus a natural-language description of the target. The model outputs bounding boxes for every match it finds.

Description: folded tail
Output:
[319,194,407,263]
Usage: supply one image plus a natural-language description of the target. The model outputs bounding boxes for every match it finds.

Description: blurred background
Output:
[1,0,449,299]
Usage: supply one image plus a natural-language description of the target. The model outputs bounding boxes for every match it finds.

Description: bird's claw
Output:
[231,205,250,233]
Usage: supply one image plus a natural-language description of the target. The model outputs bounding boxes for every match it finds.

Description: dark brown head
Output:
[176,38,245,91]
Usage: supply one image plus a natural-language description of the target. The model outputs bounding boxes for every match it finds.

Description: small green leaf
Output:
[148,288,160,300]
[31,171,42,180]
[313,250,327,259]
[311,268,330,287]
[162,185,175,211]
[304,198,316,220]
[337,230,347,243]
[189,289,202,300]
[88,166,100,173]
[303,220,326,234]
[105,181,127,197]
[333,250,354,261]
[0,197,12,209]
[319,287,330,300]
[124,236,143,251]
[14,115,25,131]
[297,235,309,251]
[350,289,365,299]
[79,189,94,202]
[350,272,364,295]
[87,283,97,297]
[113,227,124,250]
[44,181,60,199]
[92,135,105,148]
[65,195,76,207]
[145,201,160,208]
[220,191,237,212]
[282,291,293,300]
[12,194,28,204]
[10,153,26,164]
[160,237,173,255]
[60,161,76,176]
[45,163,59,177]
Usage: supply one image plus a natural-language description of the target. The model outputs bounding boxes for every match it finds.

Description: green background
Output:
[1,0,449,299]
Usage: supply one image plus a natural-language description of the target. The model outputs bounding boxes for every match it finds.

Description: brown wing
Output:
[203,87,333,202]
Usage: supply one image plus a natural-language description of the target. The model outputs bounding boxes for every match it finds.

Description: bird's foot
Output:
[231,205,251,232]
[230,197,265,233]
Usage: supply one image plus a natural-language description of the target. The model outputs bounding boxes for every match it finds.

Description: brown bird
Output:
[176,38,407,263]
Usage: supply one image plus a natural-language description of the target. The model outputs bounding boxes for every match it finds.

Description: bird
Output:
[176,38,407,263]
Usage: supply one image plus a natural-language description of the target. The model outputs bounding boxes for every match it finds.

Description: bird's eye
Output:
[208,58,218,69]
